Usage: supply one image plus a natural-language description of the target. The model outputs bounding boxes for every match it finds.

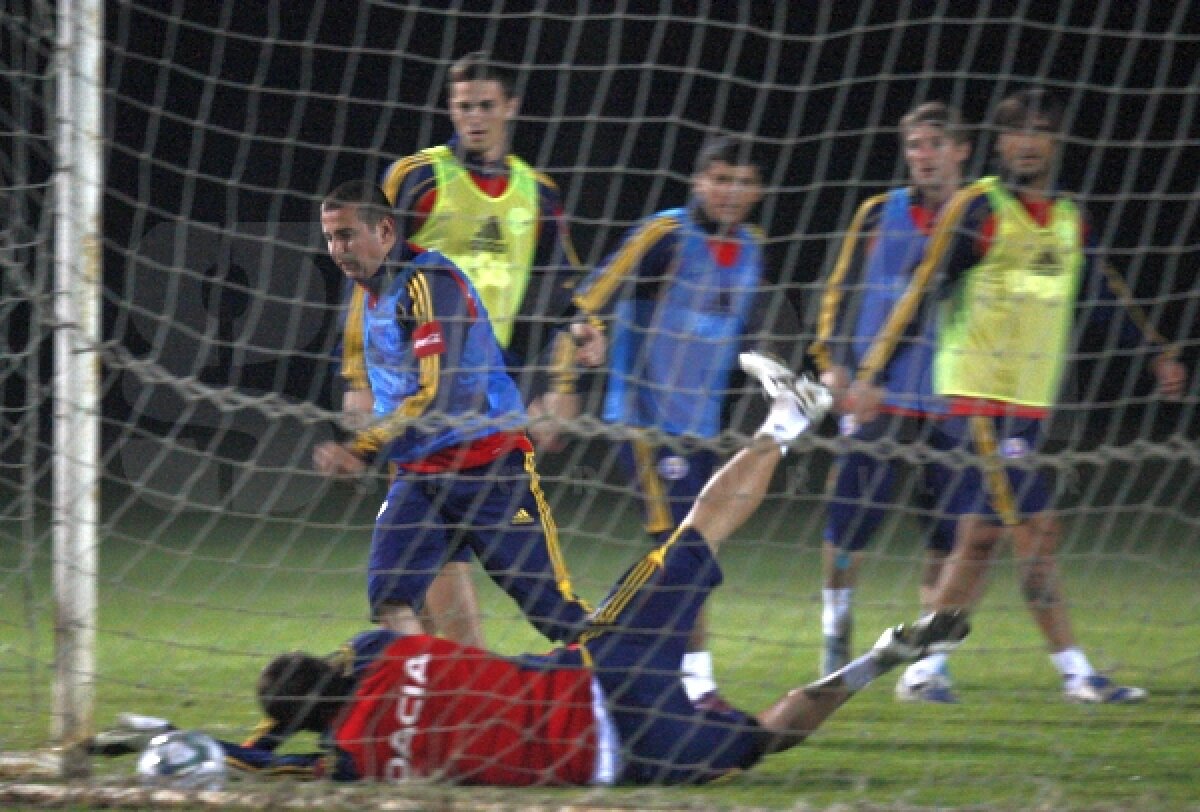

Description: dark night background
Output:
[3,1,1197,509]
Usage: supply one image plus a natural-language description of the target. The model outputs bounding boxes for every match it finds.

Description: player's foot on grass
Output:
[821,632,852,678]
[870,609,969,670]
[895,672,959,704]
[1064,674,1146,704]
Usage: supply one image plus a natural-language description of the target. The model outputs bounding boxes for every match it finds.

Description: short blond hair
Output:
[899,101,968,144]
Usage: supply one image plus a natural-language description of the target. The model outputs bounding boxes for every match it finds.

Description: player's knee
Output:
[377,602,422,634]
[963,533,999,558]
[1018,562,1060,608]
[1030,514,1061,553]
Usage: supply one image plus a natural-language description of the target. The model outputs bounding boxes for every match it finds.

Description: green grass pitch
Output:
[2,479,1198,810]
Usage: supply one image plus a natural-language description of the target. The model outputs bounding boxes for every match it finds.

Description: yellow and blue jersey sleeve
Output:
[811,193,888,374]
[346,257,525,463]
[339,281,370,392]
[571,214,682,319]
[856,182,989,385]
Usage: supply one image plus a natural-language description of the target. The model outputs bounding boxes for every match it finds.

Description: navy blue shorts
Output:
[618,439,719,541]
[825,414,956,553]
[580,528,770,784]
[368,449,589,642]
[929,415,1052,524]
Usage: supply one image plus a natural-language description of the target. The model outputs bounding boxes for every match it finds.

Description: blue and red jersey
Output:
[570,204,766,438]
[857,179,1162,420]
[344,251,526,468]
[814,187,947,416]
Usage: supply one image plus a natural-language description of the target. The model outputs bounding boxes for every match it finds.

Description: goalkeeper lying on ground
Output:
[91,353,969,785]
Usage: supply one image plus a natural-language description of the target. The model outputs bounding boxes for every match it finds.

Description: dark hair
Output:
[693,136,763,176]
[447,51,518,98]
[899,101,969,144]
[992,87,1064,133]
[258,652,353,734]
[321,181,394,226]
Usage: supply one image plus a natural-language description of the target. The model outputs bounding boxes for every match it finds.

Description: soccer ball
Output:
[136,730,227,790]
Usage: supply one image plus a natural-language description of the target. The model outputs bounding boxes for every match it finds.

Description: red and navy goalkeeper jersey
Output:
[335,635,599,786]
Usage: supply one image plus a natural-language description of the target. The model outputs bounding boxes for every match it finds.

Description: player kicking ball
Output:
[92,353,969,785]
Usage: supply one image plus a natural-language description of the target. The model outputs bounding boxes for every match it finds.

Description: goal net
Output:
[3,2,1198,807]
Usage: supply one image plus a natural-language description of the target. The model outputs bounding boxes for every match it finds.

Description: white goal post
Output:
[52,0,103,778]
[2,1,1198,803]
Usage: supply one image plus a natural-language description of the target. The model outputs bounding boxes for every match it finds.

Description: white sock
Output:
[838,651,884,692]
[821,588,853,637]
[756,397,810,446]
[1051,647,1095,683]
[681,650,717,701]
[901,651,949,686]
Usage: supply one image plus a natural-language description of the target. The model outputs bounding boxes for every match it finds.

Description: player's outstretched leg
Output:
[683,353,832,551]
[742,352,854,674]
[755,609,970,753]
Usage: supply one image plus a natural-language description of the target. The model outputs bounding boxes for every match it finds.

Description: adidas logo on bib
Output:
[511,508,534,525]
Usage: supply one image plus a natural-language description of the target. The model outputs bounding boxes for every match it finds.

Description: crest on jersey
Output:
[470,216,506,253]
[1000,437,1029,459]
[507,206,534,236]
[839,414,859,437]
[1032,249,1061,276]
[657,455,689,481]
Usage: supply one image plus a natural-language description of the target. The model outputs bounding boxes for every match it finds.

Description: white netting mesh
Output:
[3,2,1198,807]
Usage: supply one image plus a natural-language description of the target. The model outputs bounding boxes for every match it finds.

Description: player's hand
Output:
[527,392,580,453]
[571,322,606,367]
[313,442,367,477]
[845,380,884,425]
[1152,354,1186,400]
[819,365,852,413]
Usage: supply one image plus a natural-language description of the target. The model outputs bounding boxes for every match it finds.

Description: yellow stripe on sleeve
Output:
[347,272,440,457]
[857,181,988,385]
[240,718,280,749]
[1097,261,1174,354]
[381,153,434,206]
[341,285,369,391]
[395,272,440,423]
[811,194,887,373]
[573,216,681,316]
[549,330,579,394]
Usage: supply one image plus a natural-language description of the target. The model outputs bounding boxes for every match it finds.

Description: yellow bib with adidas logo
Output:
[935,177,1084,407]
[411,145,538,348]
